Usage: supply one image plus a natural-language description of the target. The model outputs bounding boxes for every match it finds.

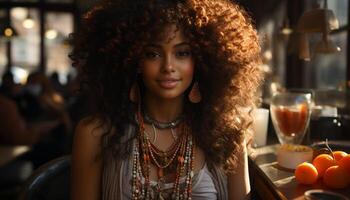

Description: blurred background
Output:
[0,0,349,199]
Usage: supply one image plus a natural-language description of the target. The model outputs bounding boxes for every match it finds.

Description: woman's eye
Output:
[144,51,161,59]
[175,51,192,58]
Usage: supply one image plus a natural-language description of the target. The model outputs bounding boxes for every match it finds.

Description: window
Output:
[45,12,73,83]
[11,8,40,75]
[304,0,348,89]
[0,1,76,83]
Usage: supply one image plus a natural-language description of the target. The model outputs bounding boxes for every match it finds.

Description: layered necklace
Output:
[132,112,195,200]
[144,113,184,129]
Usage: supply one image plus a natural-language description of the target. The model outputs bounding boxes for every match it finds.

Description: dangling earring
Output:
[188,82,201,103]
[129,82,140,103]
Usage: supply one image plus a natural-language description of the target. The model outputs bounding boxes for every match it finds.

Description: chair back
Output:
[17,155,71,200]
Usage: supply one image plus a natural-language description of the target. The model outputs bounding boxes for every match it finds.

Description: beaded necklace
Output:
[132,112,195,200]
[144,112,184,129]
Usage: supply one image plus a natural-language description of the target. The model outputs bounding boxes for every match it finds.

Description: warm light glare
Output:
[281,28,293,35]
[4,28,13,37]
[263,50,273,61]
[52,93,64,104]
[11,7,27,20]
[12,67,29,84]
[261,64,271,73]
[270,82,280,96]
[23,18,35,29]
[45,29,58,39]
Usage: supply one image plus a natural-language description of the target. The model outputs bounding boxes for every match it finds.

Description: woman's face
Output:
[140,25,194,101]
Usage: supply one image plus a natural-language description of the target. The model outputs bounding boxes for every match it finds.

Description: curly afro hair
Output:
[70,0,263,173]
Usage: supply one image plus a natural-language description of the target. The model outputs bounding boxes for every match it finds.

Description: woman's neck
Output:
[143,94,184,122]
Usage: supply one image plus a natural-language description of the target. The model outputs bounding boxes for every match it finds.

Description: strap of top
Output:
[207,161,228,200]
[102,125,135,200]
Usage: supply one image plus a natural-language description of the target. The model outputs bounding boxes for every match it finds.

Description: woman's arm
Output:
[71,117,104,200]
[227,140,251,200]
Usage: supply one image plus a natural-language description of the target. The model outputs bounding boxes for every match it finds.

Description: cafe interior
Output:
[0,0,349,199]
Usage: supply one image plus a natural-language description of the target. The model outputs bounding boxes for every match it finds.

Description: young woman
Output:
[70,0,263,199]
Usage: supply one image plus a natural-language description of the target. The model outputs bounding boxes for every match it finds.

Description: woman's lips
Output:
[157,79,180,89]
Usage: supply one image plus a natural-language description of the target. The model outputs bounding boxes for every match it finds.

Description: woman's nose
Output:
[161,54,175,73]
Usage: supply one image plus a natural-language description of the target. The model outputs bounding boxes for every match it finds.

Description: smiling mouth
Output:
[157,79,180,89]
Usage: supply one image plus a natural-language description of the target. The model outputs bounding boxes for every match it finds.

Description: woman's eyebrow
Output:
[174,42,191,48]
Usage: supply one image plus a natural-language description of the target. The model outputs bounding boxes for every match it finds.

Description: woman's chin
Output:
[151,91,185,101]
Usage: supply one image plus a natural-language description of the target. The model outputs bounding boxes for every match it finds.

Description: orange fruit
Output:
[295,162,318,185]
[312,154,336,177]
[323,165,350,189]
[333,151,348,164]
[338,154,350,175]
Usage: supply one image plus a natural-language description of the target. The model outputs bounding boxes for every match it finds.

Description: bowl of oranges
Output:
[294,140,350,189]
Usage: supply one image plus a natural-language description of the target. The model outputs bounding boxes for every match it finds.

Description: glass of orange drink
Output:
[270,92,312,145]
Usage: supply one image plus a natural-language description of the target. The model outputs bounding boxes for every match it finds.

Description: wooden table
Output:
[249,144,350,200]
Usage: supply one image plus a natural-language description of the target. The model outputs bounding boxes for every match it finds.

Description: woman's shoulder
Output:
[73,116,111,154]
[75,116,110,138]
[71,116,105,200]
